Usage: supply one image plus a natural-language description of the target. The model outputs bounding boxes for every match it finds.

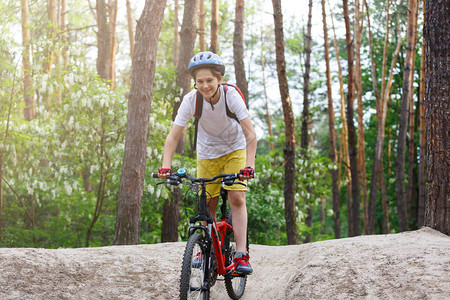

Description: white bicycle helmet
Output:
[188,51,225,76]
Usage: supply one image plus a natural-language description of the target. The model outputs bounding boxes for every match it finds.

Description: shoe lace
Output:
[233,255,250,267]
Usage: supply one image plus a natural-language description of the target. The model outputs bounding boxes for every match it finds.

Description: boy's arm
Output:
[161,124,185,172]
[240,117,257,170]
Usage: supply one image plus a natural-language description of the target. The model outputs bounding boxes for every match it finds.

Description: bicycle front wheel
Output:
[180,233,210,300]
[224,213,247,300]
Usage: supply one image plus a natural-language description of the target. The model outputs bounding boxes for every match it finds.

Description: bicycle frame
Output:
[187,180,236,276]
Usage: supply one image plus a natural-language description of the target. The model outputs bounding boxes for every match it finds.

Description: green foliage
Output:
[0,66,127,247]
[0,0,426,249]
[247,151,287,245]
[296,148,336,241]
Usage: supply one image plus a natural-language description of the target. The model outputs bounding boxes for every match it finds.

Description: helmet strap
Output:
[207,84,221,111]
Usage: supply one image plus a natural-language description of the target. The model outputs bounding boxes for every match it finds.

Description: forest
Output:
[0,0,448,248]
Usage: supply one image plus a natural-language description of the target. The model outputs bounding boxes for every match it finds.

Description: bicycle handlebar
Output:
[151,168,242,187]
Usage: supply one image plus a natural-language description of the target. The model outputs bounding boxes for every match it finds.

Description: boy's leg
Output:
[207,197,219,219]
[223,149,248,254]
[228,190,252,274]
[227,190,247,253]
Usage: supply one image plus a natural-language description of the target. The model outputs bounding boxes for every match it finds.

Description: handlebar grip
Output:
[151,173,159,178]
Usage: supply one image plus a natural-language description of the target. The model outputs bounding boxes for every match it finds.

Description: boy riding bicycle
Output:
[157,51,257,275]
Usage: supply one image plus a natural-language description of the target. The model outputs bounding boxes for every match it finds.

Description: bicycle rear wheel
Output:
[224,213,247,300]
[180,233,210,300]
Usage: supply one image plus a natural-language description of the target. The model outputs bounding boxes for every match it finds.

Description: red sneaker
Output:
[233,254,253,275]
[192,252,202,269]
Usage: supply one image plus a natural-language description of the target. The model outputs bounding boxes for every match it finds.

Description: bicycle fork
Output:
[189,220,213,292]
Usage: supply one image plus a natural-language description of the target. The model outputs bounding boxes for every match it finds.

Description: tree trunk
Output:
[61,0,69,70]
[354,0,368,235]
[233,0,249,108]
[367,0,402,234]
[418,2,425,227]
[86,158,109,247]
[373,21,402,234]
[379,159,390,233]
[172,0,198,150]
[423,0,449,235]
[54,0,62,103]
[113,0,166,245]
[0,93,13,228]
[329,4,352,235]
[44,0,57,75]
[301,0,313,244]
[272,0,298,245]
[210,0,219,53]
[396,0,419,232]
[162,0,199,243]
[407,2,420,228]
[364,0,391,233]
[96,0,118,89]
[260,32,274,151]
[322,0,340,239]
[363,0,380,109]
[173,0,179,65]
[199,0,206,51]
[343,0,361,236]
[300,0,312,152]
[21,0,34,121]
[126,0,135,64]
[0,155,3,228]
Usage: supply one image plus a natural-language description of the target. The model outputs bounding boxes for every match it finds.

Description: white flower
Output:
[27,183,34,195]
[68,116,74,128]
[40,74,48,93]
[147,185,154,194]
[47,83,54,95]
[66,73,74,85]
[60,166,67,175]
[65,181,72,196]
[39,181,48,191]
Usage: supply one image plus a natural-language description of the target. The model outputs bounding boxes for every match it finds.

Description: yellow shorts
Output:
[197,149,247,198]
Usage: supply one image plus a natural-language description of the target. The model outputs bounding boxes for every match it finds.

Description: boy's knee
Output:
[228,191,246,207]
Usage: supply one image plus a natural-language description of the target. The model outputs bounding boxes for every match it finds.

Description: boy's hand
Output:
[239,167,254,181]
[158,168,171,179]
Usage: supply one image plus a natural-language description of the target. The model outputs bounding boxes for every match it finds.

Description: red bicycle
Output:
[153,168,248,300]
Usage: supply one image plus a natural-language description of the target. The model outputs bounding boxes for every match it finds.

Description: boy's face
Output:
[195,68,222,99]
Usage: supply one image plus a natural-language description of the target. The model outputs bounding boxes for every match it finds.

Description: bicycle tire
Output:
[180,233,210,300]
[224,213,247,300]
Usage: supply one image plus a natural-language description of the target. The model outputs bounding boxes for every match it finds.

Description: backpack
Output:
[193,83,246,148]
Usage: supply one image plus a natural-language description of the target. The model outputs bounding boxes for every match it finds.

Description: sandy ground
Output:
[0,227,449,300]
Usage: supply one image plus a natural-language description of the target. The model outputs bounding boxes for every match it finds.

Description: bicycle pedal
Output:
[226,269,246,277]
[233,272,249,277]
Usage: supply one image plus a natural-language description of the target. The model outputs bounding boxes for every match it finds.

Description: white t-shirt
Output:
[174,84,249,159]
